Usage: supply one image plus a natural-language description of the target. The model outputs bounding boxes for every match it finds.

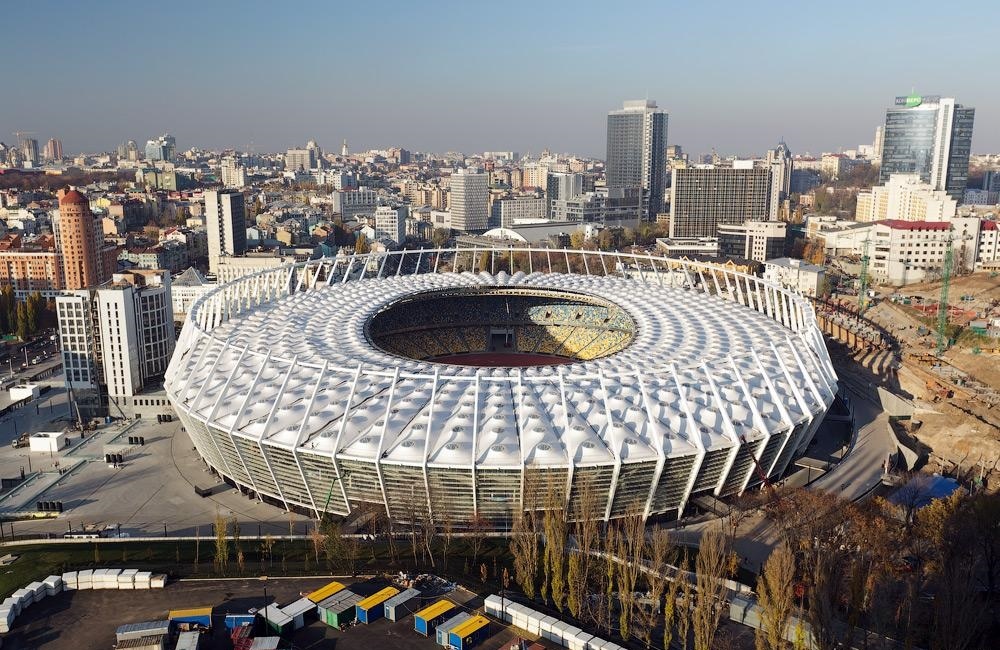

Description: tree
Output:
[543,500,567,611]
[641,526,673,648]
[677,553,694,650]
[692,531,733,650]
[615,511,646,641]
[569,231,587,250]
[755,544,795,650]
[663,565,683,650]
[15,301,29,341]
[431,227,451,248]
[230,516,243,575]
[354,232,370,254]
[468,514,489,568]
[511,509,540,598]
[213,512,229,574]
[309,523,324,565]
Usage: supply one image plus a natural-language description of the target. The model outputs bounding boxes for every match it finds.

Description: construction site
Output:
[817,254,1000,487]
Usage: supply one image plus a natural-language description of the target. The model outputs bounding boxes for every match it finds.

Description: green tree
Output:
[15,301,30,340]
[431,227,451,247]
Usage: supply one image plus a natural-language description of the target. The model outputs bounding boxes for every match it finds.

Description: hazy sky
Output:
[3,0,998,159]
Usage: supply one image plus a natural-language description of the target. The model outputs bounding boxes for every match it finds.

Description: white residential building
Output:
[220,157,247,189]
[763,258,826,297]
[855,174,958,222]
[57,269,175,418]
[374,206,407,245]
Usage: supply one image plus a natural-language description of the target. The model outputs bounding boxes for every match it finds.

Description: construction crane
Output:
[936,236,953,355]
[12,131,35,147]
[858,236,871,312]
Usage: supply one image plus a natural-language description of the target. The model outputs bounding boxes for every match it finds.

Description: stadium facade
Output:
[165,248,837,526]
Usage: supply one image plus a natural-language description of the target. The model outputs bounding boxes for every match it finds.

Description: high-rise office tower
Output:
[204,190,247,275]
[145,134,176,161]
[873,125,884,164]
[765,142,792,220]
[20,138,40,165]
[57,189,106,289]
[44,138,63,161]
[449,169,489,233]
[879,95,974,201]
[606,100,668,220]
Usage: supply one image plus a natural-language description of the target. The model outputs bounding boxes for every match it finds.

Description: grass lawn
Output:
[0,537,514,598]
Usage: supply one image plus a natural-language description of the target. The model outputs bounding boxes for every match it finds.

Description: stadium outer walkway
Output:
[669,379,893,572]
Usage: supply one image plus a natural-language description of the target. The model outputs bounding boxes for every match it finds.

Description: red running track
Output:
[431,352,574,367]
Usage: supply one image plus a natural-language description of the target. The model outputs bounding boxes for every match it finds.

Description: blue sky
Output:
[2,0,997,158]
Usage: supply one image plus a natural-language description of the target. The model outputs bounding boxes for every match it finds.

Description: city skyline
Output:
[3,1,999,157]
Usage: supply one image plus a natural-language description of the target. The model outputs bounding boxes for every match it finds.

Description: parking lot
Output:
[2,576,517,650]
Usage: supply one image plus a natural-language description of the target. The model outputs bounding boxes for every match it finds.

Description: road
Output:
[671,380,892,572]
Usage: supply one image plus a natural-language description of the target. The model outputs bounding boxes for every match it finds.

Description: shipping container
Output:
[225,613,256,630]
[317,590,362,628]
[169,606,213,629]
[306,580,345,604]
[261,604,293,635]
[383,587,420,621]
[280,597,316,630]
[436,612,471,647]
[116,620,171,642]
[115,635,166,650]
[174,630,200,650]
[414,599,455,636]
[448,614,490,650]
[249,638,280,650]
[355,586,399,624]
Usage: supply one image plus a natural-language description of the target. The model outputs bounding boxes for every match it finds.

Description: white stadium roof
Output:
[167,265,836,472]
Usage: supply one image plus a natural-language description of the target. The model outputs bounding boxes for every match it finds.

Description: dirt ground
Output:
[1,576,518,650]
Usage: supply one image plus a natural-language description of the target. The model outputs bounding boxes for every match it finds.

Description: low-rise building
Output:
[763,257,826,297]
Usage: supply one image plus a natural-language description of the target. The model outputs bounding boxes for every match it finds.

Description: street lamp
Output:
[260,575,269,618]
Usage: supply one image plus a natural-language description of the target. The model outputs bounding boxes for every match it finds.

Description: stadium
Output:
[165,247,838,527]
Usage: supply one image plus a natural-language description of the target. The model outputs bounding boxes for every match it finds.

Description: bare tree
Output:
[692,531,733,650]
[755,544,795,650]
[309,523,324,565]
[468,514,490,568]
[441,514,455,573]
[645,527,673,648]
[421,511,437,569]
